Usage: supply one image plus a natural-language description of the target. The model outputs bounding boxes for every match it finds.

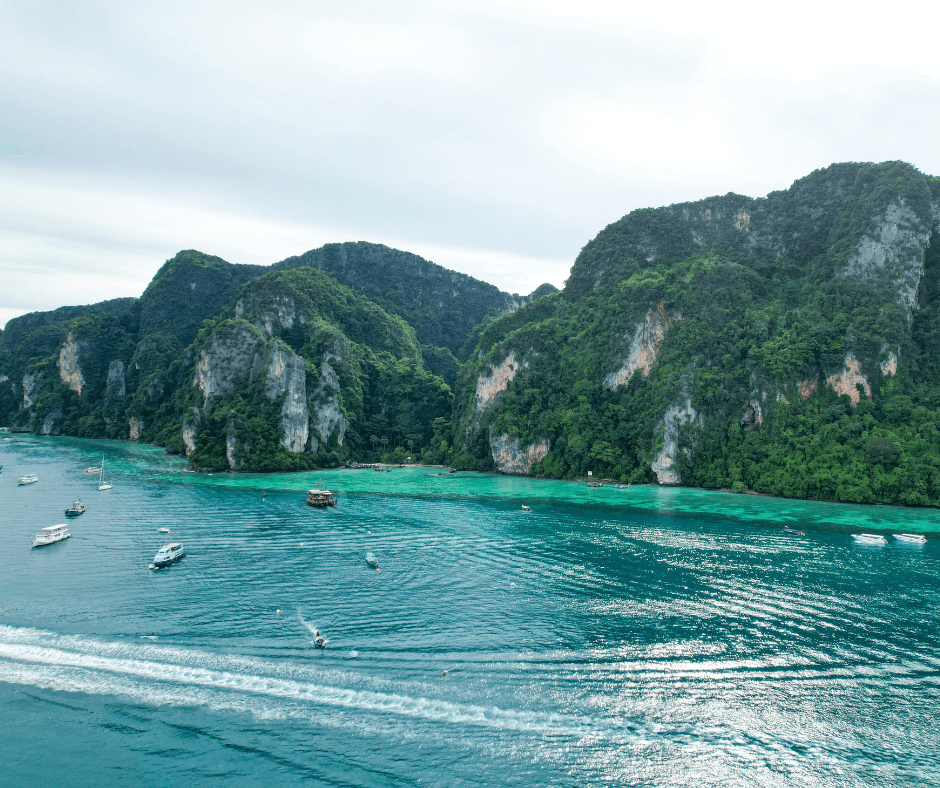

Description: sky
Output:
[2,0,939,329]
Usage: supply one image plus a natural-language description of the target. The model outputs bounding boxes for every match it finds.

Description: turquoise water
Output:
[1,436,939,786]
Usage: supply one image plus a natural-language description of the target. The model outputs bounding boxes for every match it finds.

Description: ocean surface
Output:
[1,436,939,787]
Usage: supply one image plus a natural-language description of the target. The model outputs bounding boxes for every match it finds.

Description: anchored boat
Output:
[306,488,337,507]
[152,542,186,568]
[18,474,38,485]
[853,533,886,544]
[32,524,70,547]
[65,499,85,517]
[894,533,927,544]
[365,551,379,569]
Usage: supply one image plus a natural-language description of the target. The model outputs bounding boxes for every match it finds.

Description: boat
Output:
[313,631,327,648]
[853,533,886,544]
[306,488,337,507]
[615,484,630,489]
[782,527,804,536]
[17,474,38,485]
[152,542,186,568]
[97,457,112,491]
[158,527,170,533]
[32,524,70,547]
[521,504,531,511]
[365,551,379,568]
[894,533,927,544]
[84,466,101,473]
[64,499,85,517]
[586,481,603,488]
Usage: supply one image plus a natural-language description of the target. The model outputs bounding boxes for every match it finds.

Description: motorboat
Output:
[894,533,927,544]
[782,527,804,536]
[521,504,531,511]
[84,466,101,473]
[17,474,38,485]
[853,533,886,544]
[314,632,327,648]
[365,551,379,569]
[97,457,112,491]
[152,542,186,568]
[158,527,170,533]
[586,481,603,488]
[615,484,630,489]
[32,524,70,547]
[65,499,86,517]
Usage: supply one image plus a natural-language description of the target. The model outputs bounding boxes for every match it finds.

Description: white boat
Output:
[853,533,886,544]
[17,474,38,485]
[84,466,101,473]
[32,524,70,547]
[152,542,185,568]
[365,551,379,568]
[158,527,170,533]
[521,504,531,511]
[98,456,112,491]
[894,533,927,544]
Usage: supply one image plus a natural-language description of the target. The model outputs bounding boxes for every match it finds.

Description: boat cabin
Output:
[306,488,337,507]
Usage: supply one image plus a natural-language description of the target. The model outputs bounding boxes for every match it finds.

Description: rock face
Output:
[475,353,523,411]
[21,372,39,409]
[128,418,143,440]
[309,362,346,452]
[40,407,62,435]
[826,353,871,406]
[798,378,819,401]
[489,432,549,474]
[844,199,932,316]
[651,396,701,484]
[881,351,898,376]
[265,345,309,453]
[195,322,266,405]
[107,360,126,398]
[182,408,200,456]
[605,303,676,390]
[57,334,84,395]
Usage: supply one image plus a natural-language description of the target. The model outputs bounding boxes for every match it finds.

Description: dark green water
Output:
[1,436,939,786]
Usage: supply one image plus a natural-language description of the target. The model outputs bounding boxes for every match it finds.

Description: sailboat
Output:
[98,456,112,491]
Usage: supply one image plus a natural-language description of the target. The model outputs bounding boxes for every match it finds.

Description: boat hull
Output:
[33,533,70,547]
[153,550,186,568]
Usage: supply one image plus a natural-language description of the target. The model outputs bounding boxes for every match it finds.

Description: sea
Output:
[1,436,938,787]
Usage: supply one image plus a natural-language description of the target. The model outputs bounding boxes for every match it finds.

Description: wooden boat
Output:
[84,466,101,473]
[65,499,86,517]
[586,481,603,488]
[306,488,337,507]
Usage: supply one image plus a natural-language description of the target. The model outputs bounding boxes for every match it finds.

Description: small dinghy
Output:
[782,527,804,536]
[853,533,886,544]
[894,533,927,544]
[65,499,85,517]
[365,551,379,569]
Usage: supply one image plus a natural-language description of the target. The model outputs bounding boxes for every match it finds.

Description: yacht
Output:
[894,533,927,544]
[365,551,379,569]
[97,457,112,491]
[853,533,886,544]
[65,499,86,517]
[152,542,186,568]
[32,524,70,547]
[17,474,38,485]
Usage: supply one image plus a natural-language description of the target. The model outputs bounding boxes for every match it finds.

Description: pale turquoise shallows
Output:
[1,436,938,787]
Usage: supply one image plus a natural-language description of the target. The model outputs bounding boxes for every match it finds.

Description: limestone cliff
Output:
[604,303,677,390]
[474,353,523,411]
[57,334,84,395]
[651,396,701,485]
[489,433,549,475]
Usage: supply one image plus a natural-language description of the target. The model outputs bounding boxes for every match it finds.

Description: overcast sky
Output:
[2,0,939,329]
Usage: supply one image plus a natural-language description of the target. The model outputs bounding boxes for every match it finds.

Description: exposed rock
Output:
[881,350,898,376]
[489,432,549,474]
[22,372,39,409]
[195,322,266,406]
[652,395,701,484]
[741,399,763,428]
[40,407,62,435]
[0,374,8,384]
[776,392,790,404]
[129,418,143,440]
[182,407,200,456]
[107,360,126,398]
[225,419,247,470]
[58,333,84,395]
[605,302,677,390]
[798,378,819,401]
[844,199,932,316]
[475,352,524,411]
[265,345,309,453]
[826,353,871,406]
[309,361,346,451]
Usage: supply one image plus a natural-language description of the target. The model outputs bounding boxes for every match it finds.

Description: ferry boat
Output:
[64,499,85,517]
[152,542,186,568]
[853,533,886,544]
[32,524,70,547]
[17,474,38,485]
[306,488,337,507]
[894,533,927,544]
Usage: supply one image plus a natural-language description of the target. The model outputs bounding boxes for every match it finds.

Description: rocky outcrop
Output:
[106,360,126,398]
[798,378,819,401]
[195,322,266,406]
[265,345,309,453]
[881,350,898,376]
[128,418,143,440]
[489,432,549,474]
[652,395,701,484]
[605,303,677,390]
[22,372,39,409]
[741,399,763,428]
[57,333,84,395]
[474,353,523,411]
[844,199,932,316]
[182,408,200,456]
[309,362,346,451]
[40,407,62,435]
[826,353,871,406]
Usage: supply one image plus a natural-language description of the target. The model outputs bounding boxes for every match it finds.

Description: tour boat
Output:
[894,533,927,544]
[306,488,336,507]
[65,499,85,517]
[17,474,38,485]
[365,551,379,569]
[152,542,186,568]
[782,527,804,536]
[853,533,886,544]
[97,457,112,491]
[32,524,70,547]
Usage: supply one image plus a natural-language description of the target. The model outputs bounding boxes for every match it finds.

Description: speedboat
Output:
[32,524,70,547]
[65,499,85,517]
[853,533,886,544]
[365,551,379,569]
[152,542,185,569]
[521,504,531,511]
[615,484,630,489]
[782,527,804,536]
[84,466,101,473]
[18,474,38,485]
[586,481,603,488]
[894,533,927,544]
[158,527,170,533]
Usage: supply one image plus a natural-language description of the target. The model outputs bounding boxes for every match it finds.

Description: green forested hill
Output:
[453,161,940,506]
